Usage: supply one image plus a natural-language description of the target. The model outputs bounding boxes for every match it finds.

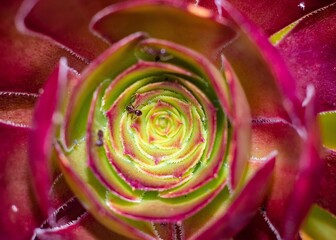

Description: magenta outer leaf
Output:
[316,149,336,216]
[216,5,324,236]
[32,197,87,239]
[222,56,251,190]
[251,91,323,239]
[195,155,275,239]
[251,119,322,240]
[32,196,131,240]
[0,92,37,128]
[18,0,123,63]
[192,0,335,35]
[34,214,131,240]
[218,1,304,124]
[277,2,336,113]
[90,0,236,63]
[29,58,77,216]
[235,211,278,240]
[282,123,322,240]
[226,0,335,35]
[0,0,85,93]
[0,123,42,239]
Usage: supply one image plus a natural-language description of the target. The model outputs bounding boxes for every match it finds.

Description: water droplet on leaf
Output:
[298,2,305,10]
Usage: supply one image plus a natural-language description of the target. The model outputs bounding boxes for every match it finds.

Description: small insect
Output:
[126,104,142,116]
[154,55,161,62]
[96,130,104,147]
[144,47,172,62]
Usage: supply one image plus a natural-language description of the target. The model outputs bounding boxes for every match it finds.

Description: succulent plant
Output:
[0,0,335,239]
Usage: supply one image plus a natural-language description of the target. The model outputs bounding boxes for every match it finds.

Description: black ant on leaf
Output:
[126,104,142,116]
[96,129,104,147]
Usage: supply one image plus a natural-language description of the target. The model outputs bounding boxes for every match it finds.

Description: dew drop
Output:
[160,49,167,55]
[298,2,305,10]
[38,88,44,95]
[11,205,18,213]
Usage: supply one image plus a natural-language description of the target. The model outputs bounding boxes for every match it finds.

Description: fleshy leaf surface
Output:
[316,149,336,216]
[301,204,336,240]
[1,0,85,93]
[9,1,330,240]
[225,0,335,35]
[182,154,275,239]
[91,0,236,63]
[17,0,124,62]
[0,92,37,128]
[29,58,78,216]
[318,111,336,150]
[235,210,278,240]
[0,123,42,239]
[250,89,322,240]
[277,3,336,113]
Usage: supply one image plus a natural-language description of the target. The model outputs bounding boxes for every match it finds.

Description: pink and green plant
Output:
[0,0,336,239]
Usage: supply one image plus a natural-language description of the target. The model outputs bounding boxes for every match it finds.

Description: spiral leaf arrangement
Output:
[52,32,255,239]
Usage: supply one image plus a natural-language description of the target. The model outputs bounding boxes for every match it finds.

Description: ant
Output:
[126,104,142,116]
[96,129,104,147]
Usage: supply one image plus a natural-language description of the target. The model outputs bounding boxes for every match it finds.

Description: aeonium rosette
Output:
[1,0,336,239]
[31,24,265,240]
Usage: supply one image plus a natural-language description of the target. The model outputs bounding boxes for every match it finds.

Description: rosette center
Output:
[61,35,232,224]
[106,79,208,183]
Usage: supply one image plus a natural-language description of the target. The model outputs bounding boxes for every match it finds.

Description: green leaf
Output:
[302,204,336,240]
[318,111,336,150]
[269,21,298,45]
